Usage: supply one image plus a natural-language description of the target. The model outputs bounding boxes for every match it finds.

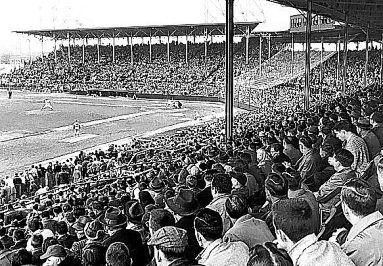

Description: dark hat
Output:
[147,226,188,248]
[100,207,127,228]
[127,201,145,225]
[84,220,104,240]
[356,117,371,129]
[40,244,67,259]
[149,177,166,192]
[166,188,199,216]
[72,216,92,232]
[307,126,319,135]
[230,172,247,187]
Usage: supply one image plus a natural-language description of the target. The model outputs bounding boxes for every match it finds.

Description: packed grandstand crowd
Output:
[1,36,383,265]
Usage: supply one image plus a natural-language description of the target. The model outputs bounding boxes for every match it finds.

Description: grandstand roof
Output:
[254,26,383,43]
[13,22,260,40]
[268,0,383,31]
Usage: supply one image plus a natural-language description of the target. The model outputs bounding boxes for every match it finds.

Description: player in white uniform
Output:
[41,99,53,111]
[73,120,81,136]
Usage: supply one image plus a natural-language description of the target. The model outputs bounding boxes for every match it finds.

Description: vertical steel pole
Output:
[204,28,208,60]
[336,34,340,86]
[225,0,234,141]
[82,38,85,64]
[381,33,383,86]
[167,32,170,63]
[149,32,152,63]
[67,33,71,67]
[291,33,294,74]
[97,37,100,64]
[245,26,250,65]
[304,0,312,111]
[259,35,262,76]
[130,34,134,65]
[342,16,349,94]
[268,34,271,59]
[185,35,189,65]
[28,38,31,64]
[112,35,116,64]
[54,35,57,64]
[364,26,369,88]
[320,37,323,102]
[41,36,44,60]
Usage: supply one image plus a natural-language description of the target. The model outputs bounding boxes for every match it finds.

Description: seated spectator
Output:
[370,111,383,147]
[272,198,354,265]
[295,136,322,182]
[101,207,148,266]
[270,143,291,165]
[11,248,34,266]
[196,169,215,208]
[148,226,201,266]
[247,242,293,266]
[355,117,380,159]
[230,171,249,201]
[56,221,77,249]
[30,234,44,264]
[10,229,27,250]
[224,194,274,249]
[194,208,249,266]
[335,179,383,265]
[106,242,132,266]
[315,149,356,211]
[333,120,370,176]
[40,244,70,266]
[206,173,232,235]
[147,209,175,235]
[82,220,107,266]
[283,136,301,165]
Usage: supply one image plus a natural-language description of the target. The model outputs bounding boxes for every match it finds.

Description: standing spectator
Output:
[272,198,354,265]
[355,117,380,159]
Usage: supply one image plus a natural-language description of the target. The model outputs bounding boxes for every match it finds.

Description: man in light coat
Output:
[332,179,383,266]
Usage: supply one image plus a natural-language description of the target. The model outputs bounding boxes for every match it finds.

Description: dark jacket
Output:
[196,186,213,208]
[58,234,78,249]
[175,215,203,261]
[10,239,27,250]
[295,149,322,181]
[102,228,149,266]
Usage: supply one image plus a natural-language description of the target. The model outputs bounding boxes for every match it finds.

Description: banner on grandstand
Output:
[290,14,335,33]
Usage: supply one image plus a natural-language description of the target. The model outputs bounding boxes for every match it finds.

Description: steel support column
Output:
[53,35,57,64]
[258,35,262,77]
[245,26,250,65]
[112,35,116,63]
[41,37,44,60]
[320,37,324,102]
[364,26,369,88]
[291,33,294,74]
[381,33,383,86]
[268,34,271,59]
[185,35,189,65]
[304,0,312,111]
[204,28,208,60]
[167,32,170,63]
[225,0,234,141]
[82,39,85,64]
[149,33,152,63]
[97,38,100,64]
[67,33,71,67]
[342,16,349,94]
[130,35,134,65]
[28,38,31,64]
[336,34,341,86]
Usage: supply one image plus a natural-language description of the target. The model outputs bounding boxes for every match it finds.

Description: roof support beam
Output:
[304,0,312,110]
[342,15,349,94]
[225,0,234,141]
[381,33,383,86]
[67,33,71,68]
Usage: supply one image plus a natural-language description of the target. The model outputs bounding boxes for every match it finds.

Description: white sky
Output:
[0,0,298,56]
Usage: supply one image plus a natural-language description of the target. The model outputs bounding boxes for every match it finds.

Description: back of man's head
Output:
[333,148,354,168]
[272,198,315,243]
[265,173,288,198]
[211,173,232,194]
[225,194,248,220]
[149,209,175,233]
[194,208,223,241]
[333,120,351,132]
[106,242,131,266]
[341,179,377,217]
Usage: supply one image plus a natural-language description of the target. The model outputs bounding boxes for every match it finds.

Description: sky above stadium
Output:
[0,0,298,56]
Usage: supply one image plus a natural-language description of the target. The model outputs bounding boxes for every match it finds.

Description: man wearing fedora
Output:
[101,206,149,266]
[355,117,380,160]
[166,188,202,261]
